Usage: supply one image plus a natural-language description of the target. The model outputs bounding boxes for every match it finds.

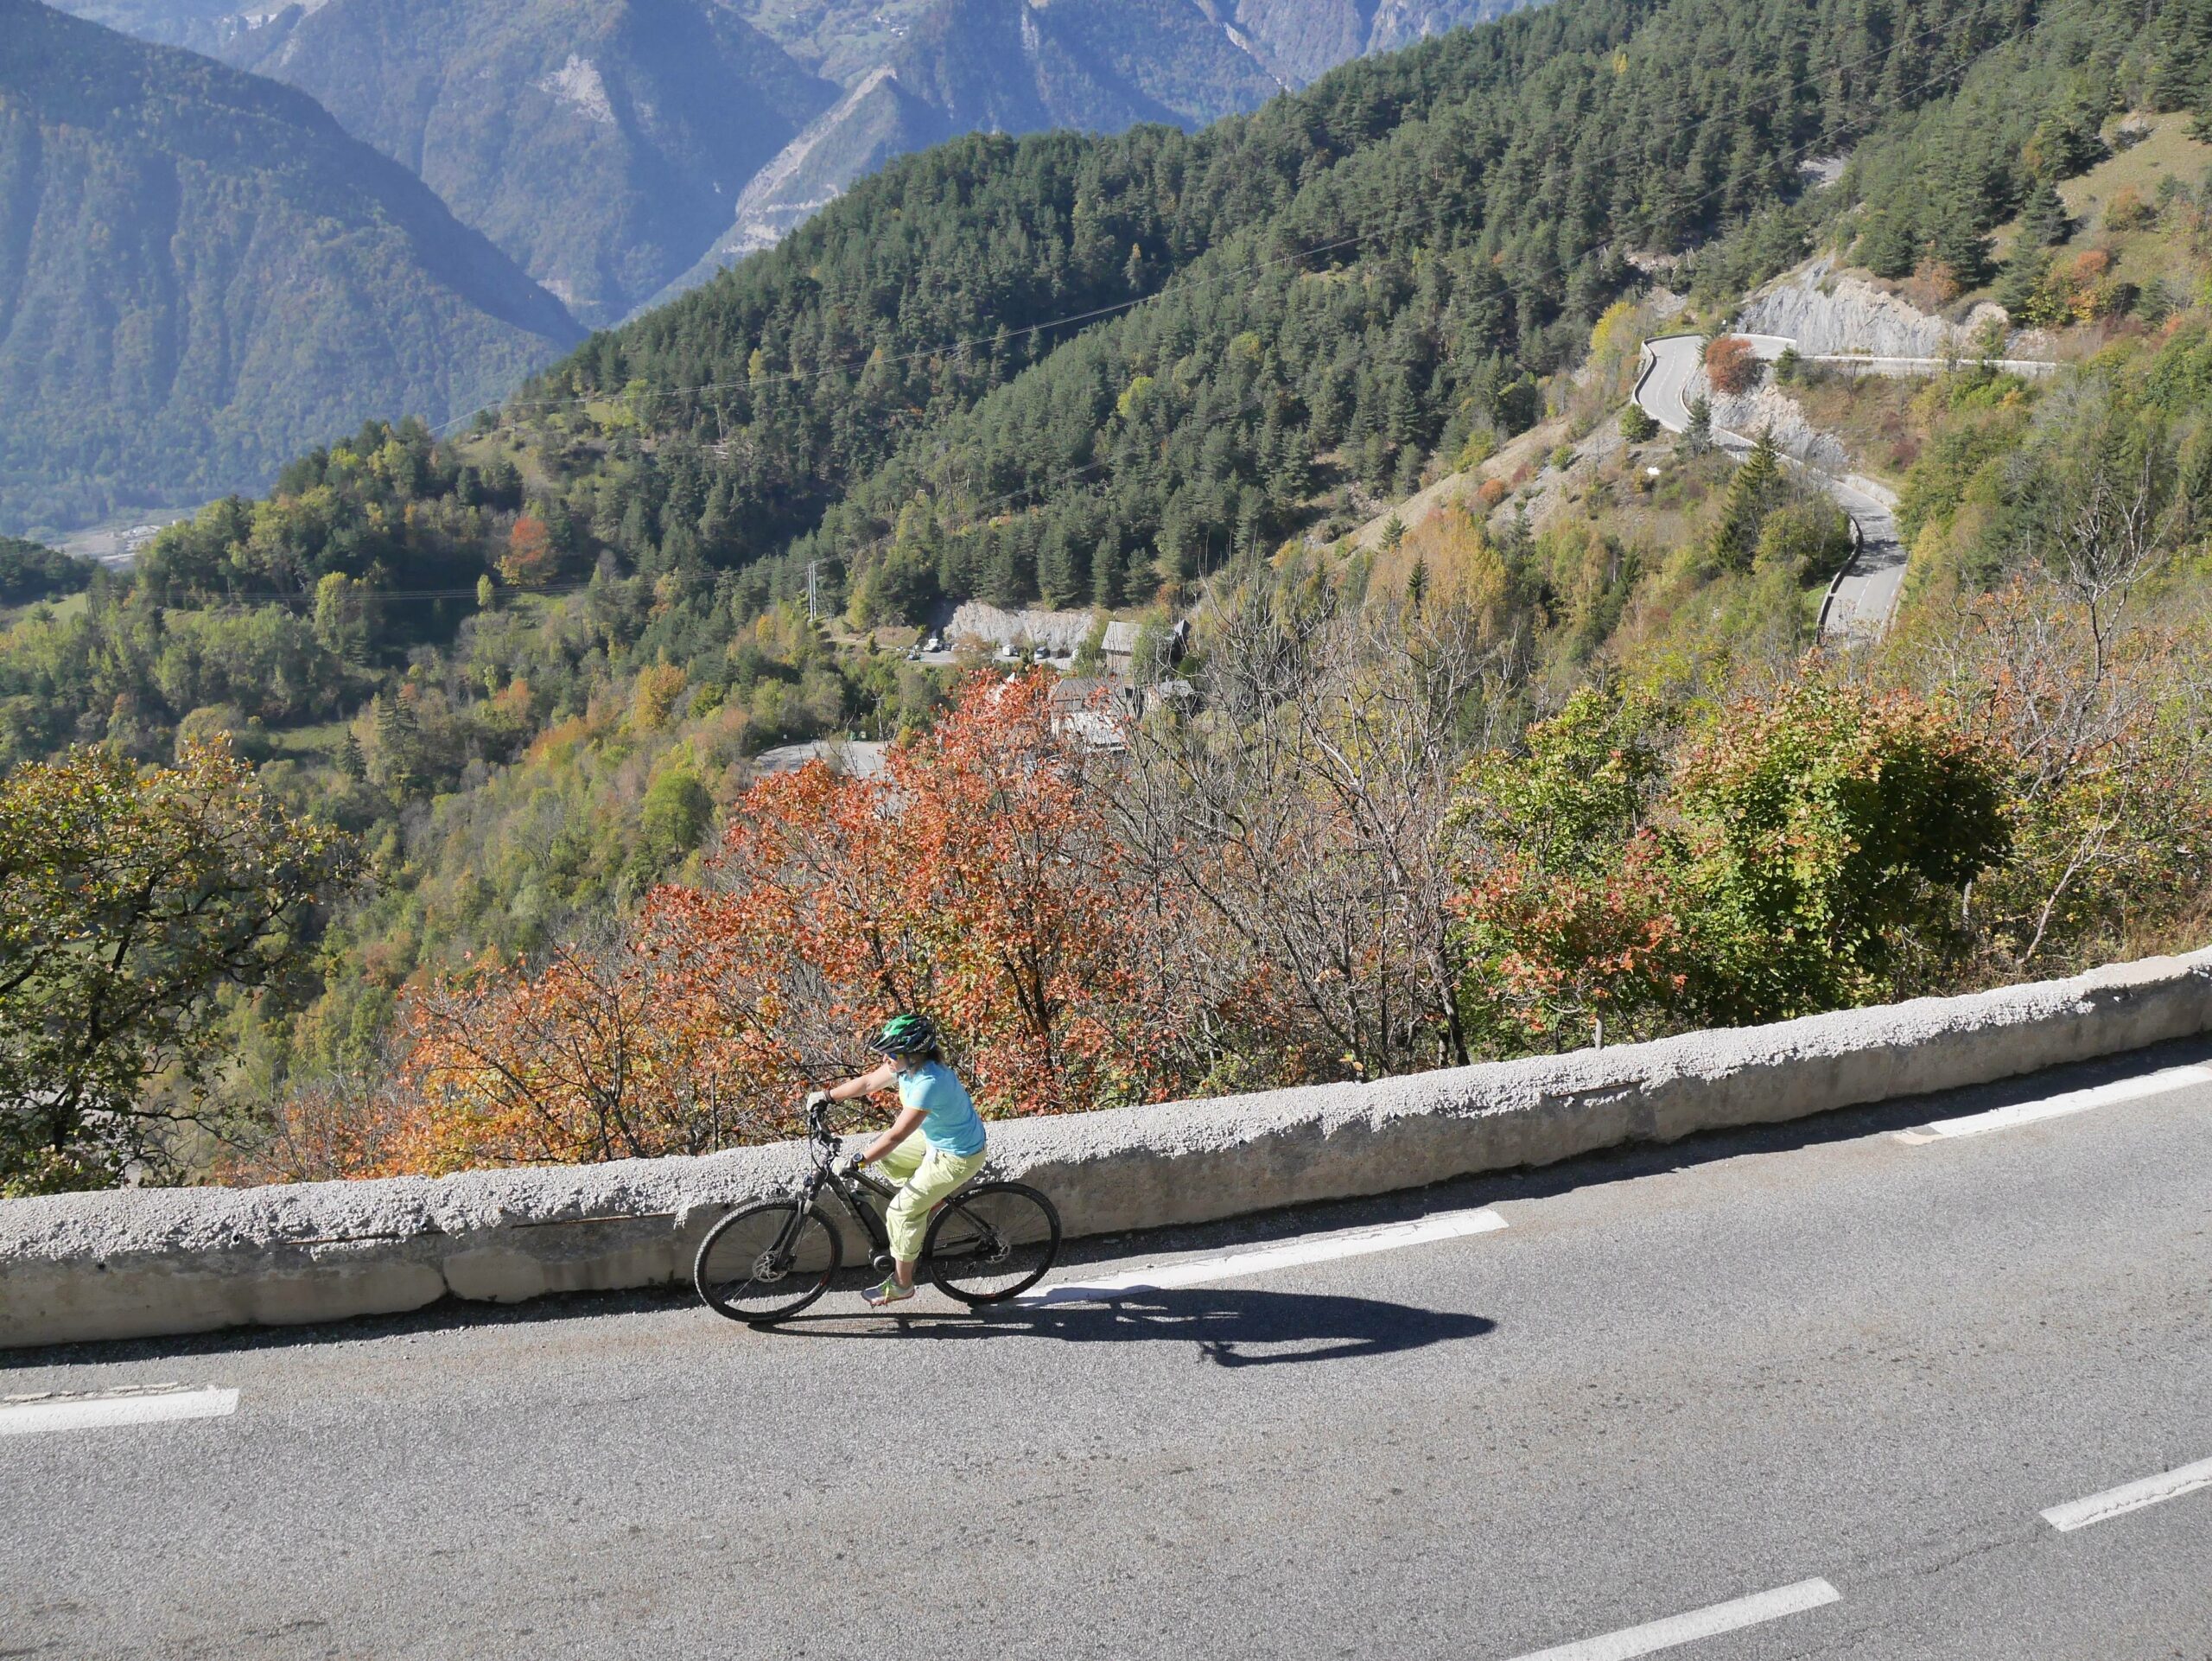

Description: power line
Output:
[436,0,2052,438]
[205,0,2088,616]
[189,28,2019,620]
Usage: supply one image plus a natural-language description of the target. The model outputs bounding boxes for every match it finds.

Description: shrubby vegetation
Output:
[0,540,92,607]
[0,741,351,1193]
[4,0,2212,1192]
[233,331,2212,1178]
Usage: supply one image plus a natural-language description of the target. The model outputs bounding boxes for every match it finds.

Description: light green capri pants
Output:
[875,1136,987,1263]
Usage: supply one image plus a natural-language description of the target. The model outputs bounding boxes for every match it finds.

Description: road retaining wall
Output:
[8,948,2210,1349]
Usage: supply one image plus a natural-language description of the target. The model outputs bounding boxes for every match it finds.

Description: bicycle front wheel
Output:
[695,1200,842,1325]
[925,1181,1061,1305]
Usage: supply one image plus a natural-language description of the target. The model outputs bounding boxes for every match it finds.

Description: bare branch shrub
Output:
[1111,588,1521,1083]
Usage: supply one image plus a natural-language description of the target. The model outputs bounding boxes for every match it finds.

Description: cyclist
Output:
[810,1012,988,1308]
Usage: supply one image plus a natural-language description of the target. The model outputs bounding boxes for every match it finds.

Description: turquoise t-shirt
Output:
[898,1061,987,1156]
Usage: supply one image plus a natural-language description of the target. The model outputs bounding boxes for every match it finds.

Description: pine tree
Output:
[2018,179,2071,247]
[1038,523,1086,608]
[1929,190,1992,288]
[1994,246,2051,319]
[1092,537,1127,609]
[1859,207,1918,280]
[982,531,1029,608]
[1685,396,1713,455]
[1709,430,1783,571]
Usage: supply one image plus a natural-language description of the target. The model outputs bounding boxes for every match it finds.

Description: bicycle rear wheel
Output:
[695,1200,842,1325]
[925,1181,1061,1305]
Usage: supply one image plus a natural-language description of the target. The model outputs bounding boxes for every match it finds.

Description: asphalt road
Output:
[7,1041,2211,1661]
[1635,337,1907,640]
[1637,333,1707,435]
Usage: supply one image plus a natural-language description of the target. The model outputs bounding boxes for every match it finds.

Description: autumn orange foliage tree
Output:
[656,670,1193,1118]
[381,929,763,1174]
[378,672,1198,1171]
[1703,334,1760,396]
[499,513,556,587]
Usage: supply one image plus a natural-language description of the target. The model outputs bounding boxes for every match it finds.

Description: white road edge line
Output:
[1017,1206,1507,1306]
[1504,1579,1841,1661]
[2042,1454,2212,1533]
[1894,1063,2212,1143]
[0,1387,239,1437]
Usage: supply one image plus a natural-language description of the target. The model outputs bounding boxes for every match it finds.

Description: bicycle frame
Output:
[781,1099,961,1272]
[691,1098,1056,1320]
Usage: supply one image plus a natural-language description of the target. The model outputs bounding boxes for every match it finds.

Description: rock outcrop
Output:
[1738,257,2012,359]
[1703,383,1851,474]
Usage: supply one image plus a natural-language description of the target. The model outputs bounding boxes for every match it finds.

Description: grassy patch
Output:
[261,720,351,763]
[1988,113,2212,297]
[1788,371,1930,486]
[2,590,90,627]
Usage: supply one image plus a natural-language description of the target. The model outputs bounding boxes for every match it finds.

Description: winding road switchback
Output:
[1636,334,1908,640]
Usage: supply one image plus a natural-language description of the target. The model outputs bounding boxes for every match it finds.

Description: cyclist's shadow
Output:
[793,1286,1497,1368]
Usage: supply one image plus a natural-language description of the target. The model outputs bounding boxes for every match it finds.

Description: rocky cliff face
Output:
[1702,384,1853,474]
[1221,0,1526,86]
[30,0,313,53]
[1737,257,2014,359]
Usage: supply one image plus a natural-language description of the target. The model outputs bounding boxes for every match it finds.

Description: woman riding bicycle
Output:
[811,1012,987,1308]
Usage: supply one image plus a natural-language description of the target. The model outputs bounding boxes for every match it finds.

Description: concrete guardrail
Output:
[7,947,2210,1349]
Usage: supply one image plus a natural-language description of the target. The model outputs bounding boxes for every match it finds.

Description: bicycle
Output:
[693,1097,1062,1325]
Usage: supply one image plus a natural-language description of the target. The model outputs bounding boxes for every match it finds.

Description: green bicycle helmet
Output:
[867,1011,941,1059]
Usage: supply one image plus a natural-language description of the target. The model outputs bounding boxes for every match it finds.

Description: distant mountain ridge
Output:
[658,0,1534,310]
[0,0,582,535]
[650,0,1293,307]
[220,0,839,327]
[49,0,1536,325]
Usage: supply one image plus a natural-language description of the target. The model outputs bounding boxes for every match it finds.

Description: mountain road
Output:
[1635,335,1910,639]
[7,1042,2212,1659]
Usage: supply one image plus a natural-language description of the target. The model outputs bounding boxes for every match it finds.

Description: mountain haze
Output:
[222,0,839,326]
[663,0,1534,303]
[50,0,1541,321]
[654,0,1292,300]
[1220,0,1533,84]
[0,0,584,536]
[34,0,262,53]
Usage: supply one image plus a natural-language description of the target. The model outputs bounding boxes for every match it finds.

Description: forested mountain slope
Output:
[54,0,1544,321]
[0,0,583,536]
[658,0,1540,299]
[541,0,2033,608]
[221,0,839,327]
[651,0,1290,302]
[8,0,2212,1189]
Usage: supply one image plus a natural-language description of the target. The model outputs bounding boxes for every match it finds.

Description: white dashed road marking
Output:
[1019,1206,1507,1305]
[1502,1579,1841,1661]
[0,1386,238,1437]
[2042,1454,2212,1533]
[1895,1064,2212,1143]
